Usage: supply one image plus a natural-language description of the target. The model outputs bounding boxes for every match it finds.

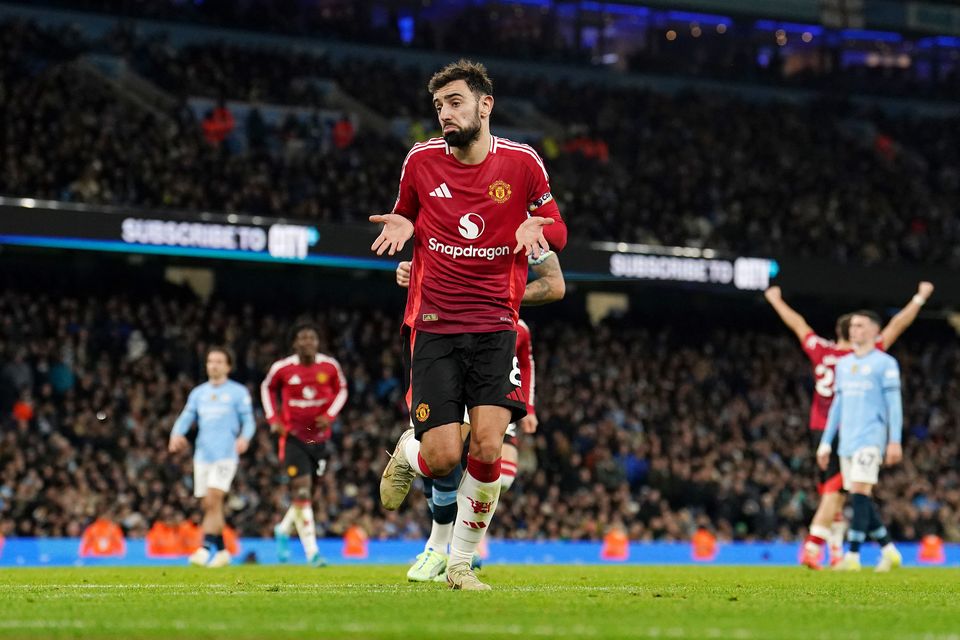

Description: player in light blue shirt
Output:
[818,310,903,572]
[169,347,255,567]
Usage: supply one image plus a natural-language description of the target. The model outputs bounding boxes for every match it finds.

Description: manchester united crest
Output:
[415,403,430,423]
[317,372,329,384]
[488,179,512,204]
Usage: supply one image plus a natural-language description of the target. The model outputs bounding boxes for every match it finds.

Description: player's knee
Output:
[420,448,460,477]
[420,442,463,476]
[202,492,223,512]
[468,434,503,462]
[294,485,311,502]
[426,456,459,478]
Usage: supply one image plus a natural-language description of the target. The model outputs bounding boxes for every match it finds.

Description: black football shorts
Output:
[402,327,526,440]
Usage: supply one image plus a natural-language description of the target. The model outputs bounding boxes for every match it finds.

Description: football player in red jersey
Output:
[765,282,933,569]
[396,252,563,582]
[261,323,347,567]
[371,60,567,590]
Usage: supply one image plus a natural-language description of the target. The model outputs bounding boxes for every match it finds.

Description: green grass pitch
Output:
[1,565,958,639]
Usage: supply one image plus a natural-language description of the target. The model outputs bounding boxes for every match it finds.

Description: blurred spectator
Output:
[146,507,201,556]
[332,115,355,150]
[201,101,236,147]
[79,513,126,557]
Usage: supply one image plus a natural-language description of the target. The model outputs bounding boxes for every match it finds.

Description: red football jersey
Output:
[801,332,884,431]
[260,354,347,444]
[393,136,566,334]
[516,319,535,415]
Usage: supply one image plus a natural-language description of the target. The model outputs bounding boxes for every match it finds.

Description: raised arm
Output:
[880,281,934,350]
[764,286,813,344]
[522,251,565,306]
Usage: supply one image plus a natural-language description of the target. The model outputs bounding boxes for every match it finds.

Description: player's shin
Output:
[277,504,299,535]
[866,501,892,546]
[500,459,517,491]
[847,493,872,556]
[829,511,847,562]
[427,468,460,553]
[449,454,501,569]
[294,502,319,560]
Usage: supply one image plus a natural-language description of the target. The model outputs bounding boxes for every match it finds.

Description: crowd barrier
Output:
[0,537,956,568]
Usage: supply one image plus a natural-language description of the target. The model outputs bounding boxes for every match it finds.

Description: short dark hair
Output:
[289,322,319,345]
[851,310,882,327]
[206,346,234,367]
[427,59,493,98]
[835,314,852,341]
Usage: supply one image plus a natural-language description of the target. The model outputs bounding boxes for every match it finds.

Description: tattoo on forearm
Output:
[524,278,553,304]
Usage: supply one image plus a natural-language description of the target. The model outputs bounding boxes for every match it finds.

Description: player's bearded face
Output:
[443,102,482,148]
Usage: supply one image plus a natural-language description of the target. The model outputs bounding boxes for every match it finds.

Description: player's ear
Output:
[479,94,494,119]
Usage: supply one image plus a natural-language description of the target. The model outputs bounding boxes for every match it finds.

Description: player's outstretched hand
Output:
[816,443,831,471]
[269,421,287,436]
[168,434,188,454]
[918,281,934,299]
[370,214,414,256]
[885,442,903,466]
[315,415,331,431]
[396,261,412,288]
[235,437,250,455]
[519,412,539,434]
[764,286,782,304]
[514,216,554,260]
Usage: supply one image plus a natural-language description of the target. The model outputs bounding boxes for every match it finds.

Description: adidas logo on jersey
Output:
[289,375,302,384]
[428,183,453,198]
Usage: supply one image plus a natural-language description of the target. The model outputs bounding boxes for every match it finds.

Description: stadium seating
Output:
[2,19,960,266]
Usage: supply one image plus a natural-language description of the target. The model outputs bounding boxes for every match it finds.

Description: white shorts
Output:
[840,446,882,490]
[463,409,517,438]
[194,459,238,498]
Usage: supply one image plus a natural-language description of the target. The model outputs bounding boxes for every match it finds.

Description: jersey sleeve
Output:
[171,389,198,437]
[237,386,256,441]
[800,332,825,365]
[260,362,285,423]
[323,358,349,421]
[392,145,421,221]
[881,357,902,391]
[515,323,535,414]
[882,357,903,444]
[523,150,567,251]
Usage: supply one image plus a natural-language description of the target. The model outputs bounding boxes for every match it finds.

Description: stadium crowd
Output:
[24,0,960,101]
[1,287,957,544]
[3,19,960,266]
